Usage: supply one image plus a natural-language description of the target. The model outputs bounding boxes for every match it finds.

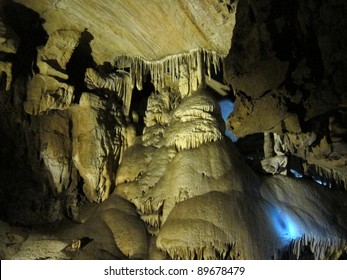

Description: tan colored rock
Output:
[37,29,81,70]
[157,175,347,260]
[261,155,288,175]
[36,60,69,80]
[70,93,124,203]
[164,91,224,150]
[227,57,289,99]
[0,17,17,92]
[116,89,258,235]
[227,91,293,137]
[85,68,133,116]
[38,112,72,194]
[15,0,238,64]
[69,195,148,259]
[157,191,274,259]
[24,74,74,115]
[143,91,171,128]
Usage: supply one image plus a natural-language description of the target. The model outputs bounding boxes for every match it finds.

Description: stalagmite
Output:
[1,0,347,262]
[116,88,260,245]
[156,191,274,260]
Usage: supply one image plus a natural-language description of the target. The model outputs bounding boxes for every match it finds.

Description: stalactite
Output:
[164,242,242,260]
[306,163,347,191]
[287,234,347,260]
[114,48,223,94]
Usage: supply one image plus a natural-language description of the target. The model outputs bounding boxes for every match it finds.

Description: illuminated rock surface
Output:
[0,0,347,259]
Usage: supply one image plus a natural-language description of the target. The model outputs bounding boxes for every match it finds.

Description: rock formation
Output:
[0,0,346,260]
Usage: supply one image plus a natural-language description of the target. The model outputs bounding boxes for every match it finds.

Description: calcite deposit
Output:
[0,0,346,260]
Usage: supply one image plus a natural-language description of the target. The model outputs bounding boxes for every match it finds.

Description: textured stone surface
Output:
[226,0,347,129]
[14,0,238,64]
[24,74,74,115]
[70,93,124,203]
[225,0,347,188]
[116,90,258,237]
[0,0,346,260]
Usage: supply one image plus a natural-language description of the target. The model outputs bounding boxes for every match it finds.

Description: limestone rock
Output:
[37,111,73,194]
[227,91,293,137]
[15,0,238,64]
[224,0,347,148]
[24,74,74,115]
[116,89,259,235]
[0,16,18,91]
[70,93,124,203]
[143,91,171,128]
[157,175,347,260]
[36,60,69,80]
[261,155,288,175]
[260,175,347,258]
[37,29,80,70]
[164,92,224,150]
[0,0,347,261]
[157,191,274,260]
[85,68,133,116]
[0,220,70,260]
[67,195,149,259]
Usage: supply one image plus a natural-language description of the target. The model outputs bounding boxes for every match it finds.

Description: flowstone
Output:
[114,87,347,259]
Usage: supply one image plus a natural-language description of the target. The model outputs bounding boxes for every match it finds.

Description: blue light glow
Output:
[289,169,303,178]
[268,205,301,244]
[219,99,238,142]
[313,178,332,188]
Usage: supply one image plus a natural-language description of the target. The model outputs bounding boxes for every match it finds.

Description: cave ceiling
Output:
[0,0,347,260]
[13,0,236,64]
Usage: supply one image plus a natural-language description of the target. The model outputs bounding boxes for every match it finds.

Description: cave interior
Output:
[0,0,347,260]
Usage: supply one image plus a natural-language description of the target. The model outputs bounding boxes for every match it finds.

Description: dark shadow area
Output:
[235,133,265,173]
[3,1,48,80]
[130,73,154,135]
[66,29,96,103]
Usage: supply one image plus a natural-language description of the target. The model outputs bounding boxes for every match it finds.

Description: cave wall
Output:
[0,0,347,259]
[225,0,347,188]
